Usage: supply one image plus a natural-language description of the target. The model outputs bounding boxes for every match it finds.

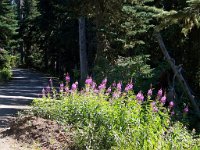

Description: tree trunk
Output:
[155,31,200,118]
[79,17,88,85]
[19,0,24,64]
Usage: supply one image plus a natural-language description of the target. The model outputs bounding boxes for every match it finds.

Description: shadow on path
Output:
[0,68,53,128]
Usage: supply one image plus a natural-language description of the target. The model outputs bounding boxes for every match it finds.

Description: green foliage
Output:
[0,0,18,50]
[0,49,10,69]
[15,0,200,98]
[93,55,153,91]
[10,54,20,67]
[0,67,12,82]
[0,49,12,82]
[32,83,200,149]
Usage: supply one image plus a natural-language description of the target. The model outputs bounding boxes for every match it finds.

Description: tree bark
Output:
[19,0,24,64]
[79,17,88,85]
[155,32,200,118]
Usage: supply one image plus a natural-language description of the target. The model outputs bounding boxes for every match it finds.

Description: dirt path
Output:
[0,68,52,149]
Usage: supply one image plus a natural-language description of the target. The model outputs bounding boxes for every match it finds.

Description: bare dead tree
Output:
[155,31,200,118]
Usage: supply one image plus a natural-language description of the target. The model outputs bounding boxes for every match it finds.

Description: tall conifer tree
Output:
[0,0,18,51]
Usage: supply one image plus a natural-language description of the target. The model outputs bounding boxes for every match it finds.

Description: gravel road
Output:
[0,68,52,149]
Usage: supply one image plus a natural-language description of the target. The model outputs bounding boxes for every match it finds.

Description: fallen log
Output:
[155,32,200,118]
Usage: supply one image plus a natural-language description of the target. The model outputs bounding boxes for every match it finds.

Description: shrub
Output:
[10,54,20,67]
[32,76,200,149]
[0,49,11,69]
[0,67,12,82]
[0,49,12,82]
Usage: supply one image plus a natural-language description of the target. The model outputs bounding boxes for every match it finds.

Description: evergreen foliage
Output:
[12,0,199,97]
[0,0,18,51]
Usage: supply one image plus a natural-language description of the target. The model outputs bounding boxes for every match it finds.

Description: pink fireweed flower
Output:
[147,89,153,97]
[151,101,156,107]
[42,88,46,97]
[157,89,163,98]
[136,91,144,101]
[112,91,120,98]
[94,89,99,94]
[169,101,175,109]
[153,106,158,112]
[46,85,51,93]
[65,87,69,93]
[125,86,129,92]
[112,82,116,87]
[102,78,107,85]
[160,95,166,104]
[92,82,97,89]
[128,82,133,90]
[60,83,64,88]
[85,76,93,85]
[171,110,175,116]
[60,83,64,92]
[106,87,112,94]
[125,82,133,92]
[117,82,122,92]
[184,105,189,113]
[98,83,106,91]
[151,101,158,112]
[65,73,70,83]
[71,83,77,91]
[49,78,53,87]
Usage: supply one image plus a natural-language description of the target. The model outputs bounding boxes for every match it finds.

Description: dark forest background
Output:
[0,0,199,99]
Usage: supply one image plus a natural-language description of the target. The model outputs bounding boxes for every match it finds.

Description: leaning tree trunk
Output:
[79,17,88,85]
[155,31,200,118]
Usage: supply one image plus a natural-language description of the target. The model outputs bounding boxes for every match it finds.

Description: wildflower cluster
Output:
[41,74,190,115]
[32,73,198,150]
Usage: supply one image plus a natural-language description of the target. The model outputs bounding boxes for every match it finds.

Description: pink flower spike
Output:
[60,83,64,88]
[128,82,133,90]
[171,111,175,116]
[85,76,93,85]
[65,73,70,83]
[65,87,69,93]
[136,91,144,101]
[94,89,99,94]
[148,89,153,96]
[49,78,53,87]
[112,92,120,98]
[98,83,106,90]
[117,82,122,91]
[112,82,116,87]
[42,88,46,97]
[184,105,189,113]
[169,101,175,108]
[106,87,112,94]
[92,82,97,89]
[157,89,163,97]
[46,85,51,93]
[60,83,64,92]
[102,78,107,84]
[151,101,156,107]
[125,82,133,92]
[71,83,77,91]
[153,106,158,112]
[160,95,166,104]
